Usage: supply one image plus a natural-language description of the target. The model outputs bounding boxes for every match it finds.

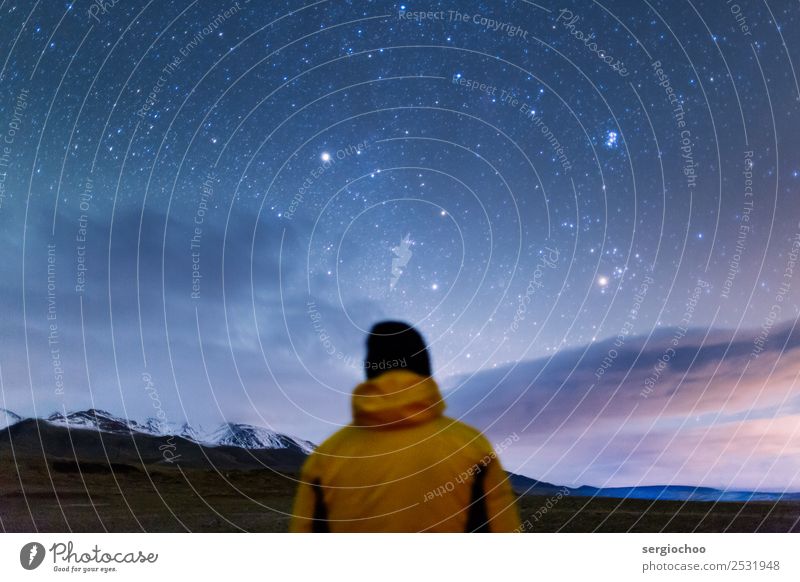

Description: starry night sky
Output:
[1,0,799,489]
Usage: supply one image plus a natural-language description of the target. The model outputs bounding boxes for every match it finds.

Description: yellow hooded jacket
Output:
[290,370,521,532]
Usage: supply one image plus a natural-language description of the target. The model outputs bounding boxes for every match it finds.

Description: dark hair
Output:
[364,321,431,379]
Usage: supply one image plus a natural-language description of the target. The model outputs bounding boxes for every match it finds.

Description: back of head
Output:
[365,321,431,379]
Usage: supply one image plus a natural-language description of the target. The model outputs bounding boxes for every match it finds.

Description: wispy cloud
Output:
[446,321,800,490]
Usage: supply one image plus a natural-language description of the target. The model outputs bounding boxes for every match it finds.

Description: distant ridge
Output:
[0,408,22,430]
[2,408,797,502]
[4,408,315,456]
[508,473,800,503]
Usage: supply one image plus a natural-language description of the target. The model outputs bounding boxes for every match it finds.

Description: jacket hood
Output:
[351,370,445,427]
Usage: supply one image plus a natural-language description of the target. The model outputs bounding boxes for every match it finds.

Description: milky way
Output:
[1,1,799,488]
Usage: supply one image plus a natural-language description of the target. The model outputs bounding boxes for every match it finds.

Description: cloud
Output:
[0,203,383,441]
[446,321,800,490]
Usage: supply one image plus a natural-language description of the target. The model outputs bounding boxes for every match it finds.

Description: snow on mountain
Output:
[1,408,23,430]
[47,409,148,434]
[142,418,201,442]
[210,423,316,454]
[36,408,315,453]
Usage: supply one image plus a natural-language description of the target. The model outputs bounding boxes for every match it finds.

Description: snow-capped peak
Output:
[47,409,146,434]
[1,408,22,430]
[142,418,202,442]
[210,423,315,454]
[28,408,316,453]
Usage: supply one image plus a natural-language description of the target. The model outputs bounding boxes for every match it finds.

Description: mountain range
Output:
[1,407,315,454]
[507,473,800,503]
[2,407,798,503]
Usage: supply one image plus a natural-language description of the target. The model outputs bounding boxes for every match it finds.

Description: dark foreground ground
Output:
[2,451,798,532]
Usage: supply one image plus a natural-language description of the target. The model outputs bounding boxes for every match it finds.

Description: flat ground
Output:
[515,493,799,533]
[1,453,797,532]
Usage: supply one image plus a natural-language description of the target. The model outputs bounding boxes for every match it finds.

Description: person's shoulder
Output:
[299,426,357,476]
[307,425,359,456]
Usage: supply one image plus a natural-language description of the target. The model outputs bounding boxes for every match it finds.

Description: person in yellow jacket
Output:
[290,321,521,532]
